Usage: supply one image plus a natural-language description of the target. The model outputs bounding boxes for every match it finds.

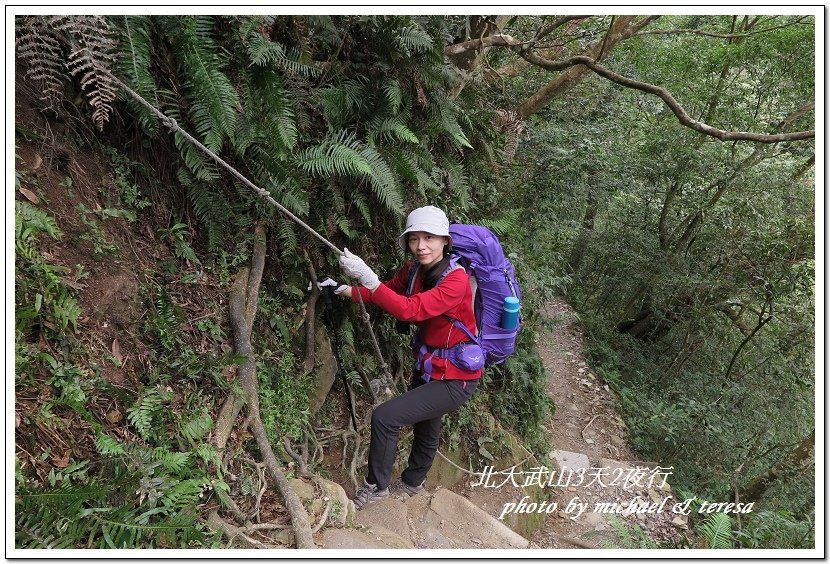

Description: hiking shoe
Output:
[353,480,389,510]
[390,478,426,499]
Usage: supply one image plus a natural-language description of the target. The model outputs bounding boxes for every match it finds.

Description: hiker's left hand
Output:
[339,248,380,291]
[317,277,350,296]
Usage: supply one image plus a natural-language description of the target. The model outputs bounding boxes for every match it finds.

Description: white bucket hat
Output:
[398,205,452,251]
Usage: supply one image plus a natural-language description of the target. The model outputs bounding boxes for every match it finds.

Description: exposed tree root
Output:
[207,510,272,549]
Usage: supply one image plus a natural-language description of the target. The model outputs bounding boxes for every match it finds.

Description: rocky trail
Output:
[319,298,691,550]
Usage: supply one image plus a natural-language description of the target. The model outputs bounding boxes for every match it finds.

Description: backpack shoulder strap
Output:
[404,263,419,296]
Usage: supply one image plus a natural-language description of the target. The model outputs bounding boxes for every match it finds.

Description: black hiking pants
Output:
[367,372,478,491]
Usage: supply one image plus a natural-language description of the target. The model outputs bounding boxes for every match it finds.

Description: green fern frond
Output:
[430,94,474,149]
[353,191,373,228]
[696,512,734,549]
[244,67,298,151]
[176,19,239,151]
[269,182,310,217]
[160,478,205,510]
[297,131,372,177]
[276,217,298,257]
[246,30,287,66]
[96,433,126,456]
[477,209,522,236]
[393,22,434,56]
[415,165,444,199]
[336,214,356,239]
[112,16,158,134]
[173,130,221,182]
[85,505,205,548]
[177,409,213,444]
[194,443,221,468]
[382,79,403,114]
[127,387,165,440]
[182,177,235,252]
[319,78,368,127]
[278,46,322,78]
[359,146,405,215]
[441,157,471,210]
[51,292,82,332]
[16,200,62,241]
[367,112,419,145]
[16,483,104,549]
[153,448,192,473]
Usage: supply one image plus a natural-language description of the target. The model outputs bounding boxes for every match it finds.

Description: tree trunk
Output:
[516,16,655,118]
[227,227,316,549]
[567,188,598,272]
[447,15,510,99]
[740,430,815,505]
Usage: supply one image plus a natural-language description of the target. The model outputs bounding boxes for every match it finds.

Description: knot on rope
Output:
[163,116,178,131]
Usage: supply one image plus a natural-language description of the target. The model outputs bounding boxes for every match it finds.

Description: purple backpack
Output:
[406,224,522,366]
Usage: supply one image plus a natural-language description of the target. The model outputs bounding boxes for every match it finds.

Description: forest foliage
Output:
[13,13,816,550]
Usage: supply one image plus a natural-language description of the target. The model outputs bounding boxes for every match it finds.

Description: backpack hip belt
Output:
[412,319,485,382]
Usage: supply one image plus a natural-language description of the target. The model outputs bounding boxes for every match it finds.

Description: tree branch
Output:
[449,33,816,143]
[552,55,815,142]
[533,15,591,42]
[633,17,812,40]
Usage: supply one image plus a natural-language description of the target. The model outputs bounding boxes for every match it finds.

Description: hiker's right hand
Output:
[317,277,350,296]
[339,248,380,291]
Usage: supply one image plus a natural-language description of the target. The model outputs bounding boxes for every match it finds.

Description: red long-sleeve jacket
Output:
[351,262,481,381]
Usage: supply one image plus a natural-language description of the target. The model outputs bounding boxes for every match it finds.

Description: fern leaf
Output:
[477,209,522,236]
[50,292,82,332]
[297,133,372,177]
[177,19,239,150]
[194,443,221,468]
[276,217,298,256]
[430,94,473,149]
[246,30,286,66]
[15,201,62,240]
[382,79,403,114]
[279,46,322,78]
[153,448,192,473]
[177,409,213,444]
[127,387,164,440]
[15,16,67,111]
[359,146,405,215]
[697,512,734,549]
[95,433,125,456]
[50,16,118,130]
[441,157,471,210]
[112,16,158,134]
[393,22,434,56]
[368,113,419,145]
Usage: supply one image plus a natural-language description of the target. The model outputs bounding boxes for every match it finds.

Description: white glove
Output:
[339,248,380,291]
[317,277,350,296]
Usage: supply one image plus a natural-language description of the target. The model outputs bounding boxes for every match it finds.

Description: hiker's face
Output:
[407,231,449,268]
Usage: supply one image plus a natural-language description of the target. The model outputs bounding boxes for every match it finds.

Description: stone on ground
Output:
[320,487,529,549]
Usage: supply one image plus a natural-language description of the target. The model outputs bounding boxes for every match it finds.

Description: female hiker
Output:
[333,205,482,509]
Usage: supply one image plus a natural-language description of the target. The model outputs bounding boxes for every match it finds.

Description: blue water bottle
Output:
[501,296,520,330]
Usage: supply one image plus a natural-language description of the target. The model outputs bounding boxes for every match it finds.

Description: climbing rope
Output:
[110,74,393,392]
